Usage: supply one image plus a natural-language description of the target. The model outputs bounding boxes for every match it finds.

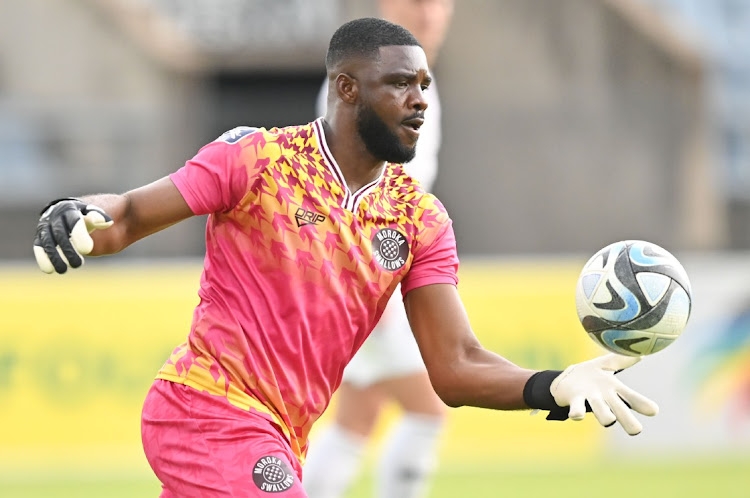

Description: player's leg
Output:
[360,292,446,498]
[303,381,386,498]
[332,380,387,436]
[374,372,446,498]
[305,289,444,498]
[141,380,307,497]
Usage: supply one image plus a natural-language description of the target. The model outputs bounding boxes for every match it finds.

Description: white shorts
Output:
[342,286,426,388]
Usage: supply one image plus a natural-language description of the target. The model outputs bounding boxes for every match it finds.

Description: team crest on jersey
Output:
[215,126,257,144]
[372,228,410,271]
[252,456,295,493]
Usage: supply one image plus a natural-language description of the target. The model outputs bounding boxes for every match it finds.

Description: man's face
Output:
[354,45,431,164]
[356,99,417,164]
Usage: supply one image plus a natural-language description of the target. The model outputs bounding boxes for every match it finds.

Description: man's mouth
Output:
[402,117,425,131]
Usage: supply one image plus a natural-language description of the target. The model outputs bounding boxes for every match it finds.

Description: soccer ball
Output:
[575,240,692,356]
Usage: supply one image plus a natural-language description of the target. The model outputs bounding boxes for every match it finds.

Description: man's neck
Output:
[321,118,386,192]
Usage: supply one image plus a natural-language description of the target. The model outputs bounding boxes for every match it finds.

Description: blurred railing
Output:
[89,0,343,71]
[0,100,161,207]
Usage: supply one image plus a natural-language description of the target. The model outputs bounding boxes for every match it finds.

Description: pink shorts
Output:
[141,380,307,497]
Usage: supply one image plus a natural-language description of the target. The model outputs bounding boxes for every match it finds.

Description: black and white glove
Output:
[523,354,659,435]
[33,198,113,274]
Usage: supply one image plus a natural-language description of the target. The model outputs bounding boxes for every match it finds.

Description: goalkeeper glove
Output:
[523,353,659,436]
[33,198,113,274]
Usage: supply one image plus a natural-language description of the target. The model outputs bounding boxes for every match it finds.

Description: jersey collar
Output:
[313,118,385,212]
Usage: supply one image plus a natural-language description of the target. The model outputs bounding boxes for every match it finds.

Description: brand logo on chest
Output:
[295,207,326,227]
[372,228,410,271]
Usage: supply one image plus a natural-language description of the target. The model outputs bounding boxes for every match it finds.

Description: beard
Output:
[356,104,417,164]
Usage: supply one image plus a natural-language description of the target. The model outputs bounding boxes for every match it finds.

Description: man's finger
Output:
[617,385,659,417]
[607,395,643,436]
[568,396,587,421]
[58,236,84,268]
[39,227,68,274]
[596,353,641,372]
[82,207,113,231]
[33,245,56,274]
[70,218,95,255]
[588,396,616,427]
[48,213,82,268]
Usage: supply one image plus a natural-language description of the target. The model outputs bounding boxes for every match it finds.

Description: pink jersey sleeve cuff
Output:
[400,218,459,297]
[400,275,458,297]
[169,171,205,215]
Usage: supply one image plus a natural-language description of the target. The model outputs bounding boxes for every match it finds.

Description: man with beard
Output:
[305,2,453,498]
[33,17,659,498]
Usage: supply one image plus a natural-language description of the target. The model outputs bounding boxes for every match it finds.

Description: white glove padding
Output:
[33,198,113,274]
[550,354,659,435]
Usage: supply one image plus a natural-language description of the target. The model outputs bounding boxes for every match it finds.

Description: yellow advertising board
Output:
[0,259,600,475]
[0,263,200,475]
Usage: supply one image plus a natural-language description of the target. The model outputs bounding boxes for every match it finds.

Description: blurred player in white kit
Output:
[303,1,454,497]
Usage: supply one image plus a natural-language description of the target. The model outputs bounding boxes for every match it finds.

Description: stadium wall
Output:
[0,0,735,262]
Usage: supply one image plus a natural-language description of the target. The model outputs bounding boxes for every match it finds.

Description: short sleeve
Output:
[401,218,459,298]
[169,128,258,215]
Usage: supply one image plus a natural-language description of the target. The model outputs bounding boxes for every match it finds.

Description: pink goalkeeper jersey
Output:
[157,119,459,464]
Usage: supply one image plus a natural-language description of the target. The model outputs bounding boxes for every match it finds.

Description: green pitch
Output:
[1,457,748,498]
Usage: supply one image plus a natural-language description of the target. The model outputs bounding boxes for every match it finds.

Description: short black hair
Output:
[325,17,421,70]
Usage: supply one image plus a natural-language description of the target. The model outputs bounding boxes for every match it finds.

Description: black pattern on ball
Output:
[575,240,692,356]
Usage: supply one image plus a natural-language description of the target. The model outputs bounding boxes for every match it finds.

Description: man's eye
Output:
[421,85,430,92]
[395,82,408,88]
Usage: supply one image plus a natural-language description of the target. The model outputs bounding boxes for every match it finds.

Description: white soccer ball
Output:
[575,240,692,356]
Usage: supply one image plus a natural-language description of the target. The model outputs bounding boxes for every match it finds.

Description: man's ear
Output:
[335,73,358,104]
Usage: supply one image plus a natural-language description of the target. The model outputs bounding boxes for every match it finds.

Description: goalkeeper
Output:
[33,17,658,498]
[304,1,453,497]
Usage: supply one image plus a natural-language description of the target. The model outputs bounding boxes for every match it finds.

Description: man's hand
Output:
[33,198,113,274]
[551,354,659,435]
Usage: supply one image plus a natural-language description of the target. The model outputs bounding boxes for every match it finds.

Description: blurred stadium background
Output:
[1,0,749,496]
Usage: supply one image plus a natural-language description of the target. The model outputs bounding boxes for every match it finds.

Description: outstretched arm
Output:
[404,283,659,435]
[82,177,193,255]
[34,176,193,272]
[404,283,534,410]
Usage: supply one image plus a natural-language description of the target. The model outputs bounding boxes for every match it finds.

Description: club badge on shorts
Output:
[252,455,295,493]
[372,228,409,271]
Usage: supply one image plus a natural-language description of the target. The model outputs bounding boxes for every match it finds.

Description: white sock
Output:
[303,424,367,498]
[375,414,444,498]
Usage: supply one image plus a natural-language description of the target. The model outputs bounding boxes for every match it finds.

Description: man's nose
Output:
[411,88,428,112]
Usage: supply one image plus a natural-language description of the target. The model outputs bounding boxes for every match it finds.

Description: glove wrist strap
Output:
[523,370,562,410]
[523,370,570,421]
[39,197,84,216]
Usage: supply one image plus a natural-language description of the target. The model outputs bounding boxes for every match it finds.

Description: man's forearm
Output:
[429,346,536,410]
[79,193,133,255]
